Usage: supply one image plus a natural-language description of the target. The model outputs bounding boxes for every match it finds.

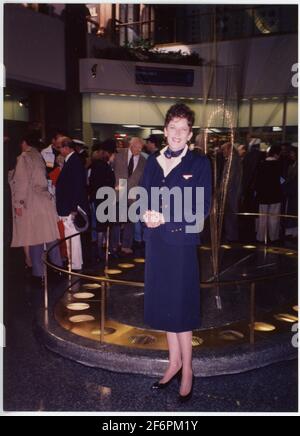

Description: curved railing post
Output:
[250,282,256,345]
[68,237,73,288]
[100,281,106,344]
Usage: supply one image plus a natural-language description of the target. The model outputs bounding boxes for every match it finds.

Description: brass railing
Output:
[43,212,297,345]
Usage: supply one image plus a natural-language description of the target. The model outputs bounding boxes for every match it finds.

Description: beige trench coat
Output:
[9,147,60,247]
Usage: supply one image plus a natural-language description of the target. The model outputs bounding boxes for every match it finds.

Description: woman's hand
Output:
[143,210,165,228]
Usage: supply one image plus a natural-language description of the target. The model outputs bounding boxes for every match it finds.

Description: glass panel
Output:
[286,98,298,126]
[252,100,283,127]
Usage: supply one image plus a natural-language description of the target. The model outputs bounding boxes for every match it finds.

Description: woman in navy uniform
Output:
[141,104,212,402]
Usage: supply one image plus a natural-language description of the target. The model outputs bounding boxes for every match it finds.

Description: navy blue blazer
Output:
[56,152,89,216]
[141,150,212,246]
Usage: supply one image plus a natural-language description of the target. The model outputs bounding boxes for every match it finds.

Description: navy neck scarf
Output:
[164,147,185,159]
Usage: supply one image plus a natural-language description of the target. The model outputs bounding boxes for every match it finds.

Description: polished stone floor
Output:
[3,247,298,413]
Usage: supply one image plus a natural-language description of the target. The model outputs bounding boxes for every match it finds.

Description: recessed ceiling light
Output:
[122,125,142,129]
[151,130,164,134]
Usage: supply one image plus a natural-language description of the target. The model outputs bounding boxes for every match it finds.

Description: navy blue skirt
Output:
[144,231,200,333]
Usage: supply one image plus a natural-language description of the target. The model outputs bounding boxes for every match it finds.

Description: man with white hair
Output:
[112,137,146,255]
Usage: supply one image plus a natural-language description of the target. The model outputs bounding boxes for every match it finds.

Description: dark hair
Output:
[268,145,281,157]
[61,137,76,149]
[101,138,117,154]
[165,103,195,131]
[51,129,67,141]
[92,141,102,153]
[290,146,298,156]
[21,132,43,149]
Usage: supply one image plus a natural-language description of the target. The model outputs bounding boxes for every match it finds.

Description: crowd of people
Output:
[7,127,298,284]
[213,139,298,244]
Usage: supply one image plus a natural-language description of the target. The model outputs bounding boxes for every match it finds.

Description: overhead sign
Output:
[136,66,194,87]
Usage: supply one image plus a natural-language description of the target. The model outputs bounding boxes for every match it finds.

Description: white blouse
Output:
[156,145,188,177]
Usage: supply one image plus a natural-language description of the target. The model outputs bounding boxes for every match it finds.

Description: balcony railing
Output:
[112,5,298,47]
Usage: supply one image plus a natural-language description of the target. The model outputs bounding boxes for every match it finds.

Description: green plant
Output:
[93,39,203,66]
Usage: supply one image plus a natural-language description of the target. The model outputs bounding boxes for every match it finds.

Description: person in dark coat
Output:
[89,139,116,260]
[255,145,283,242]
[240,144,263,241]
[56,137,89,270]
[113,138,147,255]
[283,146,298,238]
[221,142,243,242]
[141,104,212,401]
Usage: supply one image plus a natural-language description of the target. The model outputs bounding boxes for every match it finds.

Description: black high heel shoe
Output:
[178,374,195,403]
[151,368,182,390]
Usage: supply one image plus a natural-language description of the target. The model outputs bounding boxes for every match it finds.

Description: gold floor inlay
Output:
[69,314,95,323]
[253,322,276,332]
[274,313,298,323]
[91,327,116,336]
[73,292,95,299]
[133,258,145,264]
[66,303,90,311]
[82,283,101,290]
[128,334,156,346]
[219,330,244,341]
[105,269,122,275]
[192,336,204,346]
[118,263,135,269]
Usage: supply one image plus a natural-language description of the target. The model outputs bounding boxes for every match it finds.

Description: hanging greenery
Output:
[93,39,203,66]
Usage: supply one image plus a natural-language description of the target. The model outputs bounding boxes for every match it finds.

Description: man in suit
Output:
[41,130,65,174]
[112,137,146,255]
[255,145,283,243]
[221,142,243,242]
[56,137,89,270]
